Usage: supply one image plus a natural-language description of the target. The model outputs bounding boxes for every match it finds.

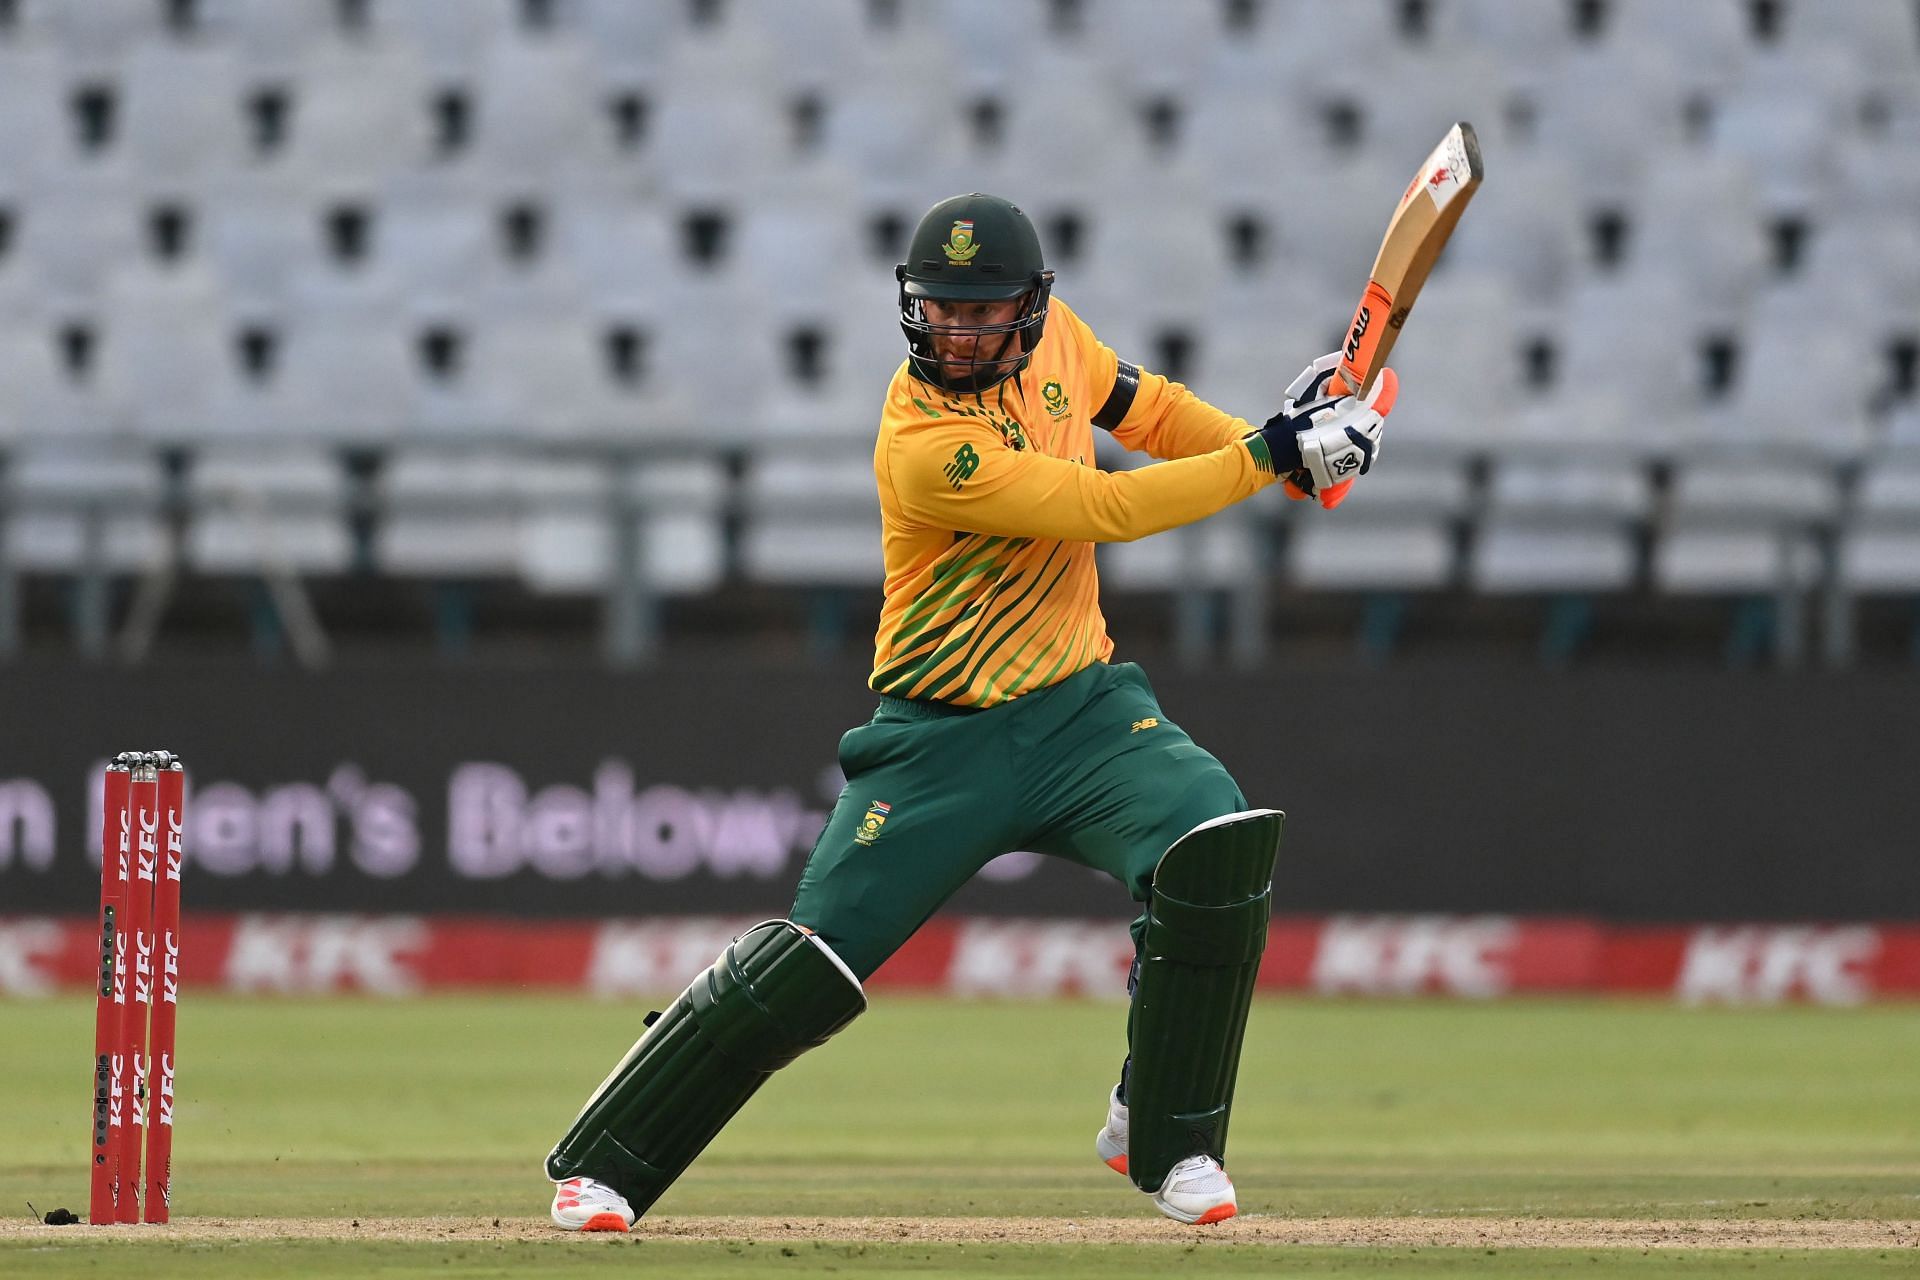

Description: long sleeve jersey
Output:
[868,298,1277,708]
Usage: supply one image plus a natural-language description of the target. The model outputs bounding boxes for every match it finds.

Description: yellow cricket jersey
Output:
[868,298,1279,708]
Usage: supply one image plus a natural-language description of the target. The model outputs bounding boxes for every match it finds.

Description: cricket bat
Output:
[1300,120,1484,509]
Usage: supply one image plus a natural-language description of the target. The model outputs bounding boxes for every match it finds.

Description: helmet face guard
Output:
[897,269,1054,394]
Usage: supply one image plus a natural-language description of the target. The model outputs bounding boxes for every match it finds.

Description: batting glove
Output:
[1256,353,1399,509]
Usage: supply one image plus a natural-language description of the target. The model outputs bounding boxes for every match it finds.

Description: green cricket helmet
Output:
[896,193,1054,393]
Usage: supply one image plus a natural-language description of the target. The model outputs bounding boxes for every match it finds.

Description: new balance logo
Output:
[943,443,980,490]
[1130,718,1159,733]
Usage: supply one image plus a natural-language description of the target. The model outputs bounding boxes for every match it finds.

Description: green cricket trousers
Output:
[790,660,1250,981]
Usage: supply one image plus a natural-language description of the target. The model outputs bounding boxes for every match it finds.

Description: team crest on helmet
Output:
[1041,380,1070,418]
[943,220,980,263]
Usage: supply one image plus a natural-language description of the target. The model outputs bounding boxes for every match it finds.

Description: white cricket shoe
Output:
[549,1176,635,1232]
[1094,1085,1130,1175]
[1098,1088,1237,1224]
[1150,1153,1237,1225]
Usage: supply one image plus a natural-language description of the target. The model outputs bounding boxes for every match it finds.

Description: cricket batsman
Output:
[545,193,1398,1229]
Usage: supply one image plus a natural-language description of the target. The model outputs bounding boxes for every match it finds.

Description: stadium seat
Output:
[1184,319,1333,429]
[272,310,415,437]
[1693,322,1865,451]
[196,0,341,72]
[13,0,170,67]
[1075,201,1230,333]
[1282,458,1470,591]
[1630,153,1768,325]
[1,444,165,574]
[1519,43,1688,203]
[550,199,692,313]
[511,458,610,592]
[98,263,238,436]
[1285,519,1456,592]
[1368,273,1524,445]
[920,0,1055,93]
[641,308,772,446]
[513,454,733,597]
[1441,151,1583,309]
[186,446,351,575]
[1079,0,1228,96]
[1468,460,1651,594]
[1776,0,1920,79]
[116,44,251,182]
[753,309,901,441]
[1834,131,1920,218]
[1796,210,1920,318]
[469,313,619,440]
[820,77,968,208]
[0,315,122,436]
[1269,152,1419,291]
[377,181,495,311]
[10,180,144,313]
[739,452,882,586]
[0,48,72,188]
[746,0,890,94]
[1604,0,1753,88]
[970,51,1148,210]
[374,450,525,578]
[202,183,326,311]
[567,0,693,77]
[1164,92,1306,209]
[369,0,520,75]
[1838,462,1920,595]
[1101,493,1268,591]
[1432,0,1577,60]
[1353,45,1507,174]
[645,85,787,206]
[1706,52,1850,211]
[625,457,727,595]
[730,201,869,329]
[466,34,609,183]
[281,43,431,186]
[1530,277,1704,449]
[1655,460,1837,595]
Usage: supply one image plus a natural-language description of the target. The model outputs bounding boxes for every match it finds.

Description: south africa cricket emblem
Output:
[1041,380,1070,418]
[853,800,892,846]
[943,220,980,263]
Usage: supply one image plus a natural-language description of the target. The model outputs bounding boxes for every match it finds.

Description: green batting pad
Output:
[1127,809,1282,1194]
[545,920,865,1216]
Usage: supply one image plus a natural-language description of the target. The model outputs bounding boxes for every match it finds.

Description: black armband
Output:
[1092,360,1140,431]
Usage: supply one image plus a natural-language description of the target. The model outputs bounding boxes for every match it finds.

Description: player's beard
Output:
[936,331,1016,393]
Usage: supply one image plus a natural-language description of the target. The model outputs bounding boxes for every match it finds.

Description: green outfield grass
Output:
[3,994,1917,1277]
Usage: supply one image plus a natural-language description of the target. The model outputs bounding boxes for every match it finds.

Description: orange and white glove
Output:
[1259,353,1399,509]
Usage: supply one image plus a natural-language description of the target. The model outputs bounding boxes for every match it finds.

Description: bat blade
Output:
[1308,121,1483,510]
[1333,121,1484,398]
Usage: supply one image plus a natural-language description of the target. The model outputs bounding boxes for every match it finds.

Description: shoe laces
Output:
[1163,1155,1230,1194]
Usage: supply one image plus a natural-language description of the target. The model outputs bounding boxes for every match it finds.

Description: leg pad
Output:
[1126,810,1282,1194]
[545,920,865,1217]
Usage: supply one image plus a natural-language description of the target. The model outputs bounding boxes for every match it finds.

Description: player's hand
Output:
[1260,354,1398,508]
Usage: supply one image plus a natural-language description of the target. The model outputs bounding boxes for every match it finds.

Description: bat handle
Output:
[1310,366,1397,509]
[1314,479,1355,510]
[1312,370,1357,510]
